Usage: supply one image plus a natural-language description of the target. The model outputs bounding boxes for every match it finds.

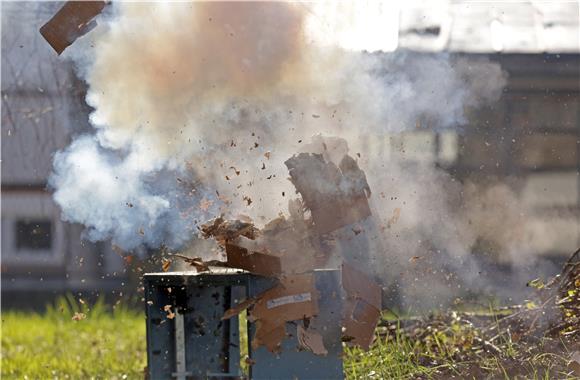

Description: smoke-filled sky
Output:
[50,1,528,303]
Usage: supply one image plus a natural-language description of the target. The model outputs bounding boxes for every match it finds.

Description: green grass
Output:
[1,295,146,379]
[2,298,576,379]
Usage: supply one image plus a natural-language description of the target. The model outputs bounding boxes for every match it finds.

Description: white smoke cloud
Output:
[50,0,510,277]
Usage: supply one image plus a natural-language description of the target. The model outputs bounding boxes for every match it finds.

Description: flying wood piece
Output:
[40,1,108,55]
[169,253,228,273]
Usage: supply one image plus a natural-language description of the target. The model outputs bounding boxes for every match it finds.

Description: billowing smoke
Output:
[51,0,530,309]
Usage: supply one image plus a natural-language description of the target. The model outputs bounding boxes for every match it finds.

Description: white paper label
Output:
[266,292,311,309]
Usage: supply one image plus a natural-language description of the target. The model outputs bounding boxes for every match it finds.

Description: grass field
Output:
[2,296,146,379]
[2,297,576,379]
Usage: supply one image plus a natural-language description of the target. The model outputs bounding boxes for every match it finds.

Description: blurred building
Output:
[387,0,580,260]
[1,2,125,308]
[1,1,578,306]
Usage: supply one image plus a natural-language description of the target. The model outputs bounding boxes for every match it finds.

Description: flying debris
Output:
[40,1,108,55]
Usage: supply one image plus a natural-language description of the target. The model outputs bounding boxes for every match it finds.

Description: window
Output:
[15,219,52,251]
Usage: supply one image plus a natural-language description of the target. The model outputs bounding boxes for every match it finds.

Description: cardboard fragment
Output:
[252,321,287,353]
[285,152,371,235]
[225,243,282,277]
[201,216,259,244]
[250,274,319,352]
[40,1,107,55]
[341,262,382,350]
[342,262,382,309]
[266,293,311,309]
[297,324,328,355]
[342,298,381,350]
[170,253,228,273]
[251,273,318,323]
[221,297,258,320]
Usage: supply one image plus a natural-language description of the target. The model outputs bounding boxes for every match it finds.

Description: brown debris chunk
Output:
[297,324,328,355]
[342,262,382,350]
[40,1,107,55]
[285,151,371,235]
[161,258,171,272]
[225,244,282,277]
[222,297,259,320]
[170,253,228,273]
[252,321,287,353]
[251,274,318,324]
[249,274,319,352]
[163,305,175,319]
[200,216,259,244]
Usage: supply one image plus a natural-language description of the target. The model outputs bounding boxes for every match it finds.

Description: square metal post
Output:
[144,270,250,379]
[144,269,344,380]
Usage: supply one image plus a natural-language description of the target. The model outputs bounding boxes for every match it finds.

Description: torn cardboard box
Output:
[250,273,319,324]
[40,1,108,55]
[222,273,319,353]
[200,136,382,352]
[221,266,382,353]
[251,273,318,352]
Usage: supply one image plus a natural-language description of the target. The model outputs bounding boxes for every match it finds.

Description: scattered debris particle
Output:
[72,312,86,321]
[201,216,258,243]
[163,305,175,319]
[161,258,171,272]
[170,253,228,273]
[387,208,401,228]
[199,198,214,211]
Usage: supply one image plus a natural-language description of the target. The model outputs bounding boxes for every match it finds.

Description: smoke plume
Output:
[48,2,547,308]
